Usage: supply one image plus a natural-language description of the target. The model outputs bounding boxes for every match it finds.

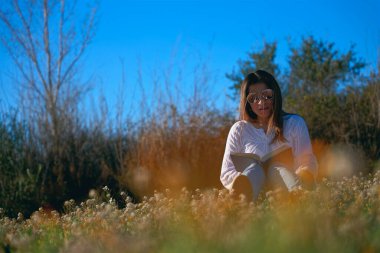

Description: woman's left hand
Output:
[296,169,316,190]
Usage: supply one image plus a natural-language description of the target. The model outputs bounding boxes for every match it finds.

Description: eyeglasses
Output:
[247,89,273,104]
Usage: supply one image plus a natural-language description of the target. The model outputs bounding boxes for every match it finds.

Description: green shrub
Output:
[0,113,43,217]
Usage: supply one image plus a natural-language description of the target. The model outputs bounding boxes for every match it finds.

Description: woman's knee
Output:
[242,163,266,200]
[267,165,300,191]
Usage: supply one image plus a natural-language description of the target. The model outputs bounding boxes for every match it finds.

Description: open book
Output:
[230,145,293,173]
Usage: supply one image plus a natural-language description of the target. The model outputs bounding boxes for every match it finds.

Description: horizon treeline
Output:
[0,0,379,217]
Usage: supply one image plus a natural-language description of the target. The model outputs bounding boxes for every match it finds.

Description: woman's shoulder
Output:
[282,113,307,127]
[230,120,248,130]
[283,113,305,122]
[228,120,252,134]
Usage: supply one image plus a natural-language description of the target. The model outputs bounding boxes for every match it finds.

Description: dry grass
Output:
[1,171,380,253]
[123,112,232,197]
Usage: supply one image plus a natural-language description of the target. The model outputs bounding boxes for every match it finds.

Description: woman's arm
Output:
[220,122,243,190]
[291,116,318,184]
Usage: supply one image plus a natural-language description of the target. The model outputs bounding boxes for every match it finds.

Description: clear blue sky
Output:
[1,0,379,117]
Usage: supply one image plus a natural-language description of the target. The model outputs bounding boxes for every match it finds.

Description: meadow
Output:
[1,2,379,251]
[1,171,380,253]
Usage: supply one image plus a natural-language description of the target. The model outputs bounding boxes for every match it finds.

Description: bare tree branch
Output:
[43,0,53,94]
[59,4,97,88]
[12,0,49,91]
[57,0,65,92]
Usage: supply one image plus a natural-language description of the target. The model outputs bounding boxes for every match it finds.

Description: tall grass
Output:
[123,107,233,197]
[1,172,380,252]
[0,112,42,217]
[120,58,235,197]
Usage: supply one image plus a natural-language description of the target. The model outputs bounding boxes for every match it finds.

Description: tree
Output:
[0,0,98,204]
[288,36,365,97]
[226,42,280,97]
[344,70,380,162]
[285,36,367,145]
[0,0,97,140]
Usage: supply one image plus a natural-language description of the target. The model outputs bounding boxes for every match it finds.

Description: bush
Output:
[0,113,43,217]
[285,78,380,169]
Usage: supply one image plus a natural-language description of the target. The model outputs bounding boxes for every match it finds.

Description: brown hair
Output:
[239,70,286,143]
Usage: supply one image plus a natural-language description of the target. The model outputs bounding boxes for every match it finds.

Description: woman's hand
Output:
[296,169,316,190]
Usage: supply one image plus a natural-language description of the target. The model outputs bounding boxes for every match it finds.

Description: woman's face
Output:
[247,83,274,121]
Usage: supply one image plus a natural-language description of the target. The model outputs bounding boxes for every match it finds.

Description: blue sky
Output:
[1,0,379,117]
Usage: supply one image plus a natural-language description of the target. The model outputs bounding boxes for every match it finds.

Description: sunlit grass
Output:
[1,171,380,253]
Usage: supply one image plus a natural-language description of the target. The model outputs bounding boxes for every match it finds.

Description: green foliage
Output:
[226,42,280,97]
[286,94,346,141]
[285,78,380,163]
[288,36,365,96]
[0,110,135,217]
[0,113,43,218]
[344,79,380,161]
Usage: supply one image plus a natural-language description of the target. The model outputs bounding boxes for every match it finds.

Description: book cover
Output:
[230,145,293,172]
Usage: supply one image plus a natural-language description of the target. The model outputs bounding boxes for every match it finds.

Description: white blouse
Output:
[220,114,318,190]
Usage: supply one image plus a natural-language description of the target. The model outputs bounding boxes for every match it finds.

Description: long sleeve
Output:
[291,116,318,177]
[220,122,244,190]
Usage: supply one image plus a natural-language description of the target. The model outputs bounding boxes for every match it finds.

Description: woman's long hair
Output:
[239,70,286,143]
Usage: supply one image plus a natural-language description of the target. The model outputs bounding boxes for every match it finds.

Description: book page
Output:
[261,145,291,162]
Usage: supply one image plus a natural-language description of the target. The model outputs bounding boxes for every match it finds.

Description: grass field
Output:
[1,171,380,253]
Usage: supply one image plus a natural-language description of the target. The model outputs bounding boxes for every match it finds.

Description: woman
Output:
[220,70,318,201]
